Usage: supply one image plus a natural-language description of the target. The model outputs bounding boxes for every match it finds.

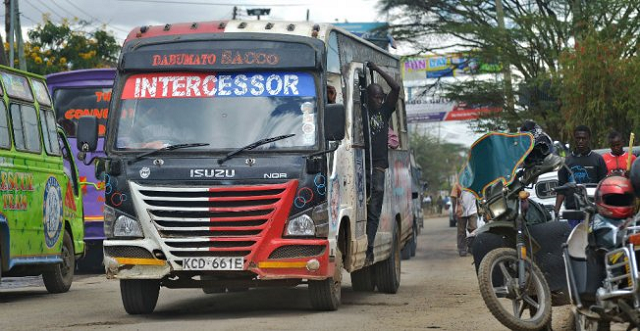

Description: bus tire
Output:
[309,245,342,311]
[120,279,160,314]
[401,227,416,260]
[410,224,418,257]
[43,231,75,294]
[375,222,401,294]
[351,265,375,292]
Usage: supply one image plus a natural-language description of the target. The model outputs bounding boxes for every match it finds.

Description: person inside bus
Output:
[363,62,400,265]
[327,85,337,104]
[128,105,182,149]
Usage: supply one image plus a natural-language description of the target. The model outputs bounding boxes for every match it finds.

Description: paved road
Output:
[1,217,573,331]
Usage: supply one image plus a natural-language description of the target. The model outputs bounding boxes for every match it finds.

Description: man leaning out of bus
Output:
[364,62,400,265]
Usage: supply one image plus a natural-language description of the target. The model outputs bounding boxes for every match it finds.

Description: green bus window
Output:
[32,80,51,107]
[11,104,41,153]
[1,72,33,102]
[40,108,60,155]
[0,102,10,149]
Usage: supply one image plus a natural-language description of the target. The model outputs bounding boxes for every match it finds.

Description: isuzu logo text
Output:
[190,169,236,178]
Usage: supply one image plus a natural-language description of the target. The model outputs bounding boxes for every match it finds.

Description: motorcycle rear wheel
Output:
[478,248,552,331]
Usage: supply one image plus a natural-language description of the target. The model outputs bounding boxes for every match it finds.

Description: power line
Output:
[35,0,67,21]
[20,13,37,24]
[23,0,56,23]
[117,0,311,6]
[61,0,131,34]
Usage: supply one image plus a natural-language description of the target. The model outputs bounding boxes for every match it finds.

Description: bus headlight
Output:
[114,215,144,238]
[285,214,315,236]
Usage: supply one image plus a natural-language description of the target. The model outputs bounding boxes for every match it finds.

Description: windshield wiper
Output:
[129,143,210,164]
[218,134,295,165]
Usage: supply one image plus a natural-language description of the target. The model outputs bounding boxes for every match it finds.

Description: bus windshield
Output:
[54,87,111,137]
[114,71,318,151]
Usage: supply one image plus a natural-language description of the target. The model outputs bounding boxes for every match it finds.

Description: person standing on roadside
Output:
[451,183,478,257]
[362,61,400,265]
[554,125,607,228]
[603,131,636,176]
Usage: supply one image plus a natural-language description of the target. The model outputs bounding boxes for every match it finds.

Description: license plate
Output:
[183,257,245,271]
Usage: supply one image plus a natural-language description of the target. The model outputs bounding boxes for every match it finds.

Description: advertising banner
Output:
[402,54,501,82]
[406,85,500,123]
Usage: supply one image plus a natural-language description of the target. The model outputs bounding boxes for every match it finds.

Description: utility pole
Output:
[8,0,14,68]
[14,0,25,70]
[306,9,309,22]
[495,0,515,122]
[232,6,237,19]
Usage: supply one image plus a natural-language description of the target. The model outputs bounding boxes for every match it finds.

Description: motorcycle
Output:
[461,131,565,331]
[560,175,640,331]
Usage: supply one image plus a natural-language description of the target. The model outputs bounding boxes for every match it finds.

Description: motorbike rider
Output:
[555,125,608,228]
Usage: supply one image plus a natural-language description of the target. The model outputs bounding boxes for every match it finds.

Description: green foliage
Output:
[380,0,640,141]
[410,131,466,192]
[19,19,120,75]
[559,30,640,147]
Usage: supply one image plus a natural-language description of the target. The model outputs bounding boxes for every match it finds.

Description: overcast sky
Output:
[11,0,384,43]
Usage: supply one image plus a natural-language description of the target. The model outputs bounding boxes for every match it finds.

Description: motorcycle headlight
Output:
[114,215,143,238]
[285,214,315,236]
[488,196,508,219]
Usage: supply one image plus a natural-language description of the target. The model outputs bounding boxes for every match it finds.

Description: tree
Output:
[560,29,640,147]
[410,131,466,192]
[21,18,120,75]
[380,0,640,140]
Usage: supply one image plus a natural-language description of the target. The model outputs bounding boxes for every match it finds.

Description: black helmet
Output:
[520,120,553,165]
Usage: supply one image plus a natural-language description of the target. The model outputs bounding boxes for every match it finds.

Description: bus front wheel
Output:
[120,279,160,314]
[309,245,342,311]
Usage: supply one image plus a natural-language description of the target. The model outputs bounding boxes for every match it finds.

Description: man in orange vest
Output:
[602,131,636,176]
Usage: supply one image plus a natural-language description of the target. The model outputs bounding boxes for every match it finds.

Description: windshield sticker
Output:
[150,51,280,67]
[122,72,316,99]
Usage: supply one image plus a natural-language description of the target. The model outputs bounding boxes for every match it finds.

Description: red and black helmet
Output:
[595,175,636,219]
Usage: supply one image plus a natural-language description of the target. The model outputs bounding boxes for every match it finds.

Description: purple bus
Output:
[46,68,115,268]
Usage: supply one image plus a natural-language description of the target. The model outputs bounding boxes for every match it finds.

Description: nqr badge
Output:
[43,176,63,248]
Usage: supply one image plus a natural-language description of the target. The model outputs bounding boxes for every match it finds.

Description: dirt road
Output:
[1,216,574,330]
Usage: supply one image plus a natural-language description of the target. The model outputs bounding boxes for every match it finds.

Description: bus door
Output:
[348,63,371,243]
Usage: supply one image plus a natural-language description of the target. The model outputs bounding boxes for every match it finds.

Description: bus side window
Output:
[327,32,341,74]
[40,109,61,156]
[0,102,11,149]
[11,104,42,153]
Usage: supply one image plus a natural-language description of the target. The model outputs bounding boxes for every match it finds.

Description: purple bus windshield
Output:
[47,69,115,243]
[54,87,110,137]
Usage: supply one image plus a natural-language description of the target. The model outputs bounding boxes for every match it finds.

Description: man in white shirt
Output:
[451,186,478,257]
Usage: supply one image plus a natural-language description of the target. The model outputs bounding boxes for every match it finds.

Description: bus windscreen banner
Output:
[121,72,316,99]
[122,46,316,71]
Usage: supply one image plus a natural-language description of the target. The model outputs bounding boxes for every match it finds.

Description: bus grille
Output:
[131,181,296,258]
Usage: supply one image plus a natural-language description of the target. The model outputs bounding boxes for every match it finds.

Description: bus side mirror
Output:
[77,116,99,153]
[324,103,345,141]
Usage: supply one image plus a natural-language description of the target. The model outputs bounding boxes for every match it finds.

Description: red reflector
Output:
[629,234,640,245]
